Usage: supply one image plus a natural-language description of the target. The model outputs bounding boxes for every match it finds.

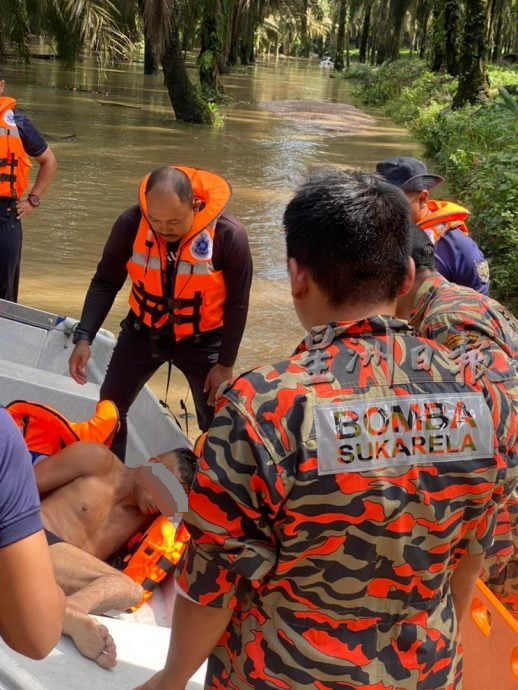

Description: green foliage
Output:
[345,59,518,312]
[346,59,428,107]
[206,100,224,127]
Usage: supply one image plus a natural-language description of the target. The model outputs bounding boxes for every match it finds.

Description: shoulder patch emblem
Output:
[475,260,490,284]
[190,231,212,260]
[2,109,16,127]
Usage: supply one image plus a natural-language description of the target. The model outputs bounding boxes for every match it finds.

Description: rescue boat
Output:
[0,298,206,689]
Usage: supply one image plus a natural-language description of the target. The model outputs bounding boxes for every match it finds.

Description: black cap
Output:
[376,157,444,192]
[409,224,435,271]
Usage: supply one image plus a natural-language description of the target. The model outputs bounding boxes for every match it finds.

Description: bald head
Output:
[146,166,193,204]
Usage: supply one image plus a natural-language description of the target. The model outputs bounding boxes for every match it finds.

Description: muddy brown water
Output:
[4,56,422,441]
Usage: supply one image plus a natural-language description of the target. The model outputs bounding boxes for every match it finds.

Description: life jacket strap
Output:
[131,283,169,329]
[131,286,202,332]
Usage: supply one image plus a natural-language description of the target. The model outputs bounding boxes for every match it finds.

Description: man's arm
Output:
[133,592,233,690]
[16,147,58,220]
[216,213,253,367]
[0,530,65,658]
[434,230,490,295]
[34,441,114,494]
[134,399,281,689]
[69,206,140,384]
[203,214,253,404]
[0,410,65,657]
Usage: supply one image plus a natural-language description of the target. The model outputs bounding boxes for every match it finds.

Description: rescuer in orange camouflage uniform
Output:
[135,170,516,690]
[397,225,518,617]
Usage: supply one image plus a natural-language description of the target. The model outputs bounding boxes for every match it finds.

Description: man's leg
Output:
[50,542,143,668]
[173,333,222,433]
[0,203,22,302]
[100,318,162,462]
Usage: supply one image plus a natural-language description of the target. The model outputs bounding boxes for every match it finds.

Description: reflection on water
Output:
[4,57,422,435]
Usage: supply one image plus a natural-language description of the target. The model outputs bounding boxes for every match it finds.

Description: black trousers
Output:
[0,199,22,302]
[100,316,221,462]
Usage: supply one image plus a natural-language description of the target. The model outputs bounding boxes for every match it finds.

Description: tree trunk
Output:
[301,0,310,57]
[489,0,505,62]
[415,0,432,59]
[138,0,158,74]
[161,22,213,124]
[143,41,158,74]
[444,0,460,76]
[382,0,412,61]
[452,0,490,108]
[430,0,445,71]
[359,1,372,63]
[227,1,242,66]
[239,0,252,64]
[199,0,224,97]
[375,0,390,64]
[334,0,347,71]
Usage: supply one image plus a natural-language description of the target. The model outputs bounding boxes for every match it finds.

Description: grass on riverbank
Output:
[345,58,518,312]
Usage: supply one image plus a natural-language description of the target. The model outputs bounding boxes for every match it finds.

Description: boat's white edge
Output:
[0,614,207,690]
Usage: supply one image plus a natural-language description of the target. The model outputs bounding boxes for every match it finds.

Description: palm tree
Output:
[141,0,213,124]
[0,0,131,65]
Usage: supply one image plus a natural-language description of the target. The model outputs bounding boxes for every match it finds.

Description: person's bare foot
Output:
[63,605,117,668]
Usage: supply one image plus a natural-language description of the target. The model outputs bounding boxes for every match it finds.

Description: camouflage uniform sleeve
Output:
[175,398,284,608]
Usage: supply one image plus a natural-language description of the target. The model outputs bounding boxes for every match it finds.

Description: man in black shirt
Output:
[0,69,57,301]
[69,166,252,461]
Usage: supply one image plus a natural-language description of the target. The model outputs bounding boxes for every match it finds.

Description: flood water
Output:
[5,56,421,437]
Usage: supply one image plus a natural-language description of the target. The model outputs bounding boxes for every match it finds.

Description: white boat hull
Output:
[0,300,207,687]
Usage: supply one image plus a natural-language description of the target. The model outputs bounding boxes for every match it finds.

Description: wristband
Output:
[72,328,93,345]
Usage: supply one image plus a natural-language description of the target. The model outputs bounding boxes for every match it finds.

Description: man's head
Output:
[144,167,197,242]
[134,447,198,517]
[283,168,412,328]
[375,157,443,224]
[395,224,436,319]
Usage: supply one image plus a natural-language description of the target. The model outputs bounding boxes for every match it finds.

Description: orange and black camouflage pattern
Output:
[176,317,516,690]
[410,274,518,615]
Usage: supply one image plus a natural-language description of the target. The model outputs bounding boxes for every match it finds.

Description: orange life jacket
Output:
[417,199,470,244]
[5,399,120,460]
[127,166,230,341]
[109,516,190,611]
[0,97,31,199]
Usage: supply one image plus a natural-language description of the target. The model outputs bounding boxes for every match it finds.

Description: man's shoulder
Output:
[439,225,484,256]
[12,109,48,157]
[113,204,142,234]
[426,275,484,311]
[216,210,247,236]
[423,277,509,342]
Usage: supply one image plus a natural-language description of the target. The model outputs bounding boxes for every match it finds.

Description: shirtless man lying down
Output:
[34,442,196,668]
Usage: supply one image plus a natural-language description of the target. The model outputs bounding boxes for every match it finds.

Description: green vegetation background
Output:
[345,58,518,312]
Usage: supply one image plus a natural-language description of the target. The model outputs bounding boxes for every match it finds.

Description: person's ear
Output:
[418,189,429,207]
[398,257,416,297]
[288,257,309,300]
[147,456,160,464]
